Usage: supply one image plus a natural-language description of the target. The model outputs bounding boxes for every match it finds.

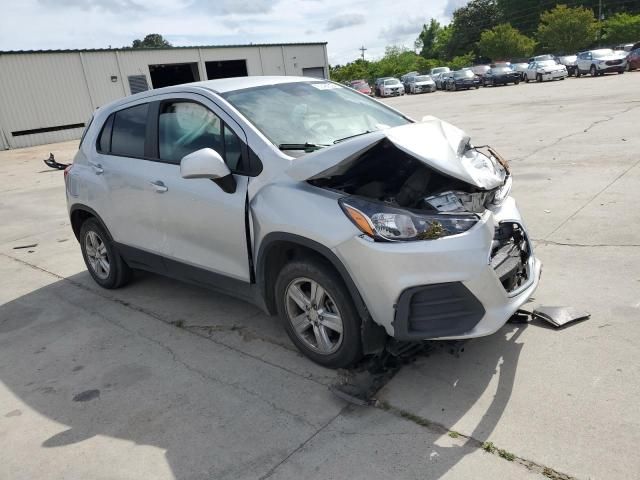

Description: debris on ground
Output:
[329,340,465,406]
[43,153,70,170]
[532,306,590,328]
[13,243,38,250]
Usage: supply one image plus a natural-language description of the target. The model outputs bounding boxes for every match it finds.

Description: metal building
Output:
[0,43,329,149]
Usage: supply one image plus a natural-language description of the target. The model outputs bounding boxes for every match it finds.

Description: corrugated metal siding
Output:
[0,44,329,149]
[0,52,94,148]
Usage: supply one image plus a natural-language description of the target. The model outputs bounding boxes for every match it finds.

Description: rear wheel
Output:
[576,68,582,78]
[79,218,131,289]
[275,260,363,368]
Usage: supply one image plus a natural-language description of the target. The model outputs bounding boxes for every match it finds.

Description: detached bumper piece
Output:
[491,222,530,294]
[393,282,485,340]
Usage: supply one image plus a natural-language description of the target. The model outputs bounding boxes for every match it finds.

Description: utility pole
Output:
[359,46,367,61]
[598,0,603,46]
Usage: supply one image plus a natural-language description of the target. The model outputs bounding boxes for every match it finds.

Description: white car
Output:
[511,63,529,81]
[407,75,436,94]
[379,78,405,97]
[576,49,627,77]
[524,60,568,82]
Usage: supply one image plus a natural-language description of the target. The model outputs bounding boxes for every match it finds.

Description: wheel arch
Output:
[256,232,387,355]
[69,204,112,242]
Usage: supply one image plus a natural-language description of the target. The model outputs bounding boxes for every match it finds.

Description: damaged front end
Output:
[292,118,513,242]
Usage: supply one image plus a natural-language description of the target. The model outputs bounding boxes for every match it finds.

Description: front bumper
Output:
[334,196,541,340]
[540,70,567,80]
[597,63,625,73]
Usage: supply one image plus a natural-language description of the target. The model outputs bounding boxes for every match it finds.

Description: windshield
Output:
[414,75,431,82]
[384,79,401,85]
[454,70,474,78]
[491,67,512,73]
[222,81,410,149]
[538,60,557,67]
[592,49,614,58]
[431,67,449,74]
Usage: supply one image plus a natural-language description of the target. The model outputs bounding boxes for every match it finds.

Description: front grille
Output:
[606,60,622,65]
[490,222,530,293]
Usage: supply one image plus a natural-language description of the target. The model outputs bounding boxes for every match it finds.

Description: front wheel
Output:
[79,218,131,289]
[590,65,597,76]
[275,260,363,368]
[536,73,542,82]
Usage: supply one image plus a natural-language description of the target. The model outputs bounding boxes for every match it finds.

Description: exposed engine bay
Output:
[310,139,510,215]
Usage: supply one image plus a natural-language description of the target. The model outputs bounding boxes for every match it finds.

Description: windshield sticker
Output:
[310,83,341,90]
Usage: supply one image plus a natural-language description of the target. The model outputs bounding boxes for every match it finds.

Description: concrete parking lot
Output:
[1,73,639,480]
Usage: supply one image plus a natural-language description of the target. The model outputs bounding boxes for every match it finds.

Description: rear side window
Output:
[97,114,114,153]
[110,104,148,157]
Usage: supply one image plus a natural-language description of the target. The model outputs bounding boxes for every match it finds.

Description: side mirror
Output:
[180,148,236,194]
[180,148,230,180]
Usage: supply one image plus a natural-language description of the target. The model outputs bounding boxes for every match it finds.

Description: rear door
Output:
[94,101,166,270]
[148,93,253,283]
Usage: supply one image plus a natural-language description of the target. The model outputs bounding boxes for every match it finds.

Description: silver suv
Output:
[66,76,541,368]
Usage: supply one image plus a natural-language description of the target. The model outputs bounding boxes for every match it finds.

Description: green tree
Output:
[536,5,598,54]
[478,23,536,61]
[603,13,640,45]
[449,52,475,70]
[447,0,502,57]
[415,19,443,59]
[132,33,172,49]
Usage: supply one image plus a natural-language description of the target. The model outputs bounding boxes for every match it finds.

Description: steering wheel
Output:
[309,121,335,137]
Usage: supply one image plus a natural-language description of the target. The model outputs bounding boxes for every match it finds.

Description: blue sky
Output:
[0,0,468,64]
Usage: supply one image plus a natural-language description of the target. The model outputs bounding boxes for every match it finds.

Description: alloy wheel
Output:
[284,277,343,355]
[85,230,110,279]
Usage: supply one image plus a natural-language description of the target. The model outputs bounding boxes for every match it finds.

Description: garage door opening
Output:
[149,63,200,88]
[205,60,248,80]
[302,67,326,79]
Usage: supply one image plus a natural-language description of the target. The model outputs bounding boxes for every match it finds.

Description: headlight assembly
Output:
[339,197,478,242]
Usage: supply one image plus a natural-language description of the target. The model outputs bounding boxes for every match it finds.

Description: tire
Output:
[627,63,632,72]
[274,260,363,368]
[515,79,520,85]
[590,65,597,76]
[618,69,624,74]
[536,73,542,82]
[79,218,131,289]
[525,75,530,83]
[576,68,581,78]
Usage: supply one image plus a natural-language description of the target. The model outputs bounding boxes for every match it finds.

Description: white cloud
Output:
[0,0,453,64]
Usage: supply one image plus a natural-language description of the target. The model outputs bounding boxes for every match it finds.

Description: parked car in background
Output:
[406,74,436,94]
[400,71,419,93]
[627,48,640,71]
[434,71,452,90]
[558,55,578,76]
[430,66,450,77]
[68,76,539,368]
[511,62,529,81]
[483,66,521,86]
[525,60,568,82]
[528,54,556,63]
[379,77,405,97]
[349,80,372,96]
[445,69,481,91]
[615,43,635,52]
[576,49,627,76]
[374,77,393,96]
[471,65,491,79]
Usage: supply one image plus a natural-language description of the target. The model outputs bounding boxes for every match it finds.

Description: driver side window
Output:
[159,101,223,164]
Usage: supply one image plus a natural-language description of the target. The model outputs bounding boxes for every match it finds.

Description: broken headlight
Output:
[492,174,513,206]
[339,197,478,242]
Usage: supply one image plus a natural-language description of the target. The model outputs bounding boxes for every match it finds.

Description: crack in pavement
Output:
[257,406,348,480]
[534,239,640,248]
[373,401,578,480]
[544,155,640,241]
[513,103,640,163]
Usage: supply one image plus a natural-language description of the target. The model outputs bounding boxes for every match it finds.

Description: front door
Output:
[148,95,251,283]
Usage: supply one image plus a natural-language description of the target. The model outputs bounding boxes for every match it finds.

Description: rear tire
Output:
[576,68,582,78]
[275,260,363,368]
[79,218,131,289]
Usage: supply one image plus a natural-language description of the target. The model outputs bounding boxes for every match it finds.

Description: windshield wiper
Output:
[333,130,374,144]
[278,142,329,151]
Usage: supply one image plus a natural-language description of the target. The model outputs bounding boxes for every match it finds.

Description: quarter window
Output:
[110,103,148,157]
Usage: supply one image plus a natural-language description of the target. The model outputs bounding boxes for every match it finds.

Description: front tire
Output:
[590,65,597,77]
[79,218,131,289]
[536,73,542,82]
[275,260,363,368]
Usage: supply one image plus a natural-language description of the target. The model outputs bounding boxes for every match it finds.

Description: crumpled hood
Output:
[415,80,435,85]
[286,116,506,190]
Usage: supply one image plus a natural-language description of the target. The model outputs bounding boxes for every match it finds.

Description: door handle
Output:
[89,162,104,175]
[150,180,168,193]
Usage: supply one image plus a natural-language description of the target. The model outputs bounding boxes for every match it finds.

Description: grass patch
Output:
[399,410,430,427]
[498,448,515,461]
[482,441,496,454]
[448,431,460,438]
